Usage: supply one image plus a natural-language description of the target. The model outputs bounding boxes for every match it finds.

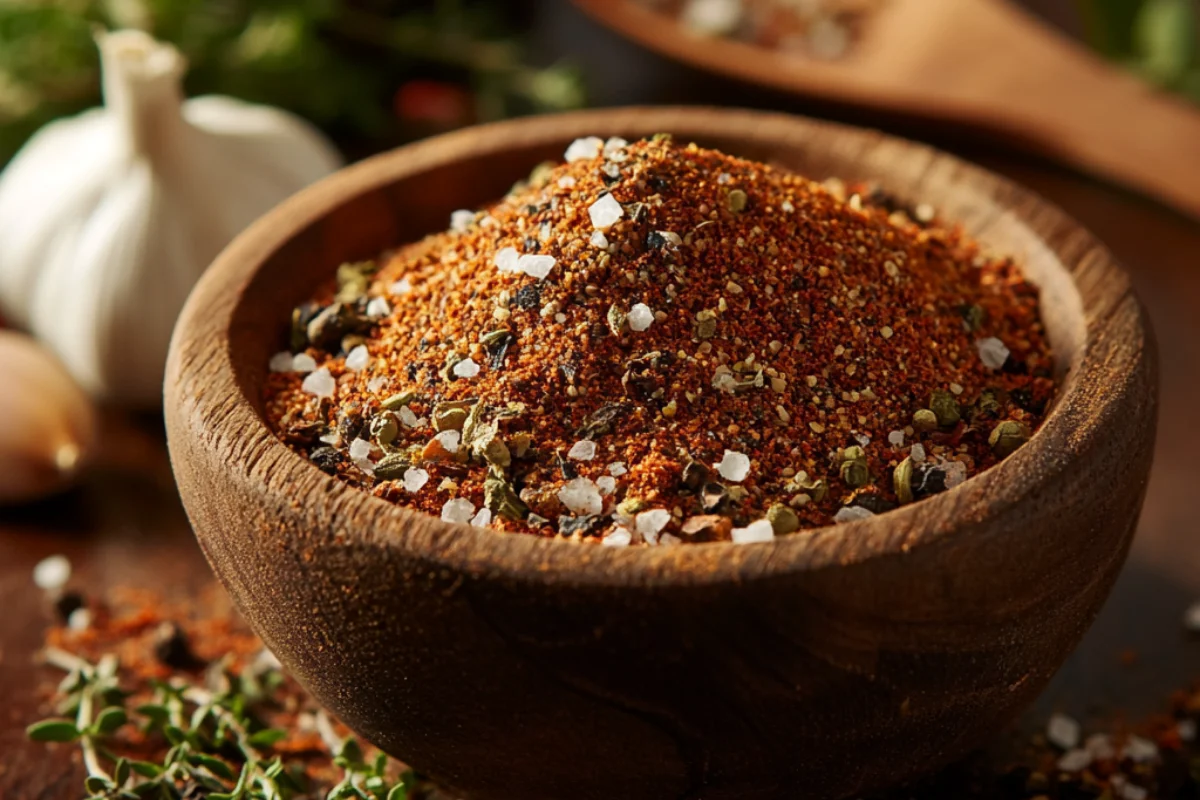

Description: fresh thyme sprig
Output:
[27,646,417,800]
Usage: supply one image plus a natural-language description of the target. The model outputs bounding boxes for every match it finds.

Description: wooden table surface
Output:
[4,10,1200,797]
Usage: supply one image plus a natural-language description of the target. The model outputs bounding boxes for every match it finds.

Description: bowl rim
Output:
[168,105,1147,588]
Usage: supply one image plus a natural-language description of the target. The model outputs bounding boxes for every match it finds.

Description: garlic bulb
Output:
[0,331,97,504]
[0,30,342,406]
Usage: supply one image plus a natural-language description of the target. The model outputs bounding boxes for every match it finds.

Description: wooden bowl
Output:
[165,107,1157,800]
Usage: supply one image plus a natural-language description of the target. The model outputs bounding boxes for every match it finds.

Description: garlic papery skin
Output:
[0,331,97,504]
[0,30,342,407]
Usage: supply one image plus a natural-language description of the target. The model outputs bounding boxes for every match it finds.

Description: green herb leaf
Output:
[128,760,164,778]
[84,774,113,794]
[135,703,170,727]
[1135,0,1198,84]
[247,727,288,747]
[26,718,81,742]
[94,705,128,735]
[189,752,236,780]
[339,737,363,763]
[113,757,131,786]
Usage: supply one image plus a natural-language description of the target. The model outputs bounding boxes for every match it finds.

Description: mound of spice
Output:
[630,0,883,60]
[264,134,1054,545]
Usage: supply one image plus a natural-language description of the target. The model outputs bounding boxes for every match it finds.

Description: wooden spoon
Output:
[574,0,1200,220]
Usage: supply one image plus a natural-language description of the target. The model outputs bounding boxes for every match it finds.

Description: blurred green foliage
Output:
[0,0,584,164]
[1079,0,1200,101]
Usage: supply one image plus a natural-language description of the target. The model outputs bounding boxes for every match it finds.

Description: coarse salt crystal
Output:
[1047,713,1081,750]
[590,230,609,249]
[68,607,93,631]
[888,430,905,447]
[453,358,481,379]
[588,194,624,229]
[450,209,475,233]
[319,432,341,446]
[717,171,732,185]
[354,457,374,476]
[602,527,632,547]
[558,477,603,515]
[554,313,567,324]
[636,509,672,540]
[1123,736,1159,763]
[435,430,461,454]
[942,459,968,489]
[291,353,317,373]
[366,297,391,319]
[781,200,794,213]
[713,372,738,393]
[494,246,521,274]
[911,443,927,463]
[568,440,597,461]
[732,519,775,544]
[564,136,603,162]
[470,508,492,528]
[348,438,372,461]
[603,137,628,158]
[716,450,751,482]
[402,467,430,493]
[1086,733,1115,759]
[33,555,71,591]
[854,433,870,448]
[255,649,283,671]
[398,406,420,428]
[345,345,370,371]
[627,303,654,332]
[1121,785,1148,800]
[976,337,1011,370]
[1183,600,1200,631]
[608,462,628,476]
[834,506,875,524]
[390,277,412,295]
[518,254,556,280]
[301,367,336,398]
[558,176,577,189]
[367,375,388,393]
[269,351,294,372]
[660,533,682,546]
[441,498,476,524]
[1056,749,1093,773]
[597,475,617,495]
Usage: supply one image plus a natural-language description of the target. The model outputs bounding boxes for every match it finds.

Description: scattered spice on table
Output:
[24,555,1200,799]
[629,0,884,60]
[24,556,428,800]
[264,134,1055,545]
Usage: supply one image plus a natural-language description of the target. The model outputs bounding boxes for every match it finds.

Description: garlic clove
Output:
[0,331,97,504]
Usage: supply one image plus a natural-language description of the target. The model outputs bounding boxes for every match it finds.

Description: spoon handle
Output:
[921,0,1200,221]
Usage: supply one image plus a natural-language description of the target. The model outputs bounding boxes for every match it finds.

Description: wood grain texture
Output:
[164,108,1157,800]
[572,0,1200,222]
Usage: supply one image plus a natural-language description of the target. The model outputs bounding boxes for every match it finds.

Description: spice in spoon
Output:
[630,0,884,60]
[264,135,1054,545]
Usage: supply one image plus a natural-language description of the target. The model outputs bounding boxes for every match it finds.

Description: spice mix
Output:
[264,135,1055,546]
